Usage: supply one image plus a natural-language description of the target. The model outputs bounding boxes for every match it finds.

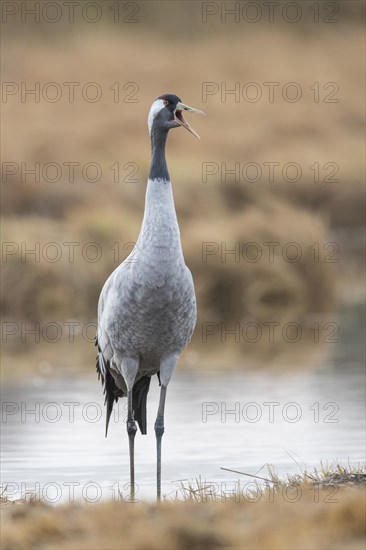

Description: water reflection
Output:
[1,364,365,502]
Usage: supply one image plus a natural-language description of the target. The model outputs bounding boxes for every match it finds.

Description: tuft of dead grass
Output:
[171,462,366,502]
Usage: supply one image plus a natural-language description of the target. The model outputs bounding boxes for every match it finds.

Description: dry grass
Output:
[171,462,366,501]
[1,465,365,550]
[1,8,365,369]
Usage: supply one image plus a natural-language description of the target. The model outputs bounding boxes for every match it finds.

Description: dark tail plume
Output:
[95,338,121,437]
[104,369,119,437]
[132,376,151,435]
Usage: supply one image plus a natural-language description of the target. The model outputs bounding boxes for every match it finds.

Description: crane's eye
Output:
[163,100,169,106]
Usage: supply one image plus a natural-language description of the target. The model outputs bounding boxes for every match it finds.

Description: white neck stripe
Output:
[148,99,165,135]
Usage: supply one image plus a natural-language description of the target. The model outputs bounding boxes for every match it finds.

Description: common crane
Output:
[95,94,204,500]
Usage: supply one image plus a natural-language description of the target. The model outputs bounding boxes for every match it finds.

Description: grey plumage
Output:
[96,176,197,433]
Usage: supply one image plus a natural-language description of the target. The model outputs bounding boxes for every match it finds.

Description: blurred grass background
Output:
[1,481,365,549]
[1,0,365,372]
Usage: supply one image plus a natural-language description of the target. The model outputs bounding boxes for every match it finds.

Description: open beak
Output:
[174,102,205,139]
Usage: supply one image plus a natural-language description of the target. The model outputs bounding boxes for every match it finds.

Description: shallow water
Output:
[1,362,365,502]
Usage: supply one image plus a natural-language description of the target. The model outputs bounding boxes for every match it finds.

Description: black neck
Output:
[149,127,169,181]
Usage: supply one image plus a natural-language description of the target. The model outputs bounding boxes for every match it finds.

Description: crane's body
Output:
[96,94,204,500]
[97,178,196,431]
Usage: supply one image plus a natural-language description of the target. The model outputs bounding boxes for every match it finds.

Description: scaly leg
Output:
[127,389,137,500]
[120,356,139,501]
[155,385,167,502]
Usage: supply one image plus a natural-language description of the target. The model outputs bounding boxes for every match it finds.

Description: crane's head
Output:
[148,94,205,139]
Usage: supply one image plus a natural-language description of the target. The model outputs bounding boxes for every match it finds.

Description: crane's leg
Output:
[155,384,167,502]
[154,354,178,502]
[127,389,137,500]
[120,356,139,502]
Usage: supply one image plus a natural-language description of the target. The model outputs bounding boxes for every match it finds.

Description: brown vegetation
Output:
[1,482,365,550]
[1,3,365,369]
